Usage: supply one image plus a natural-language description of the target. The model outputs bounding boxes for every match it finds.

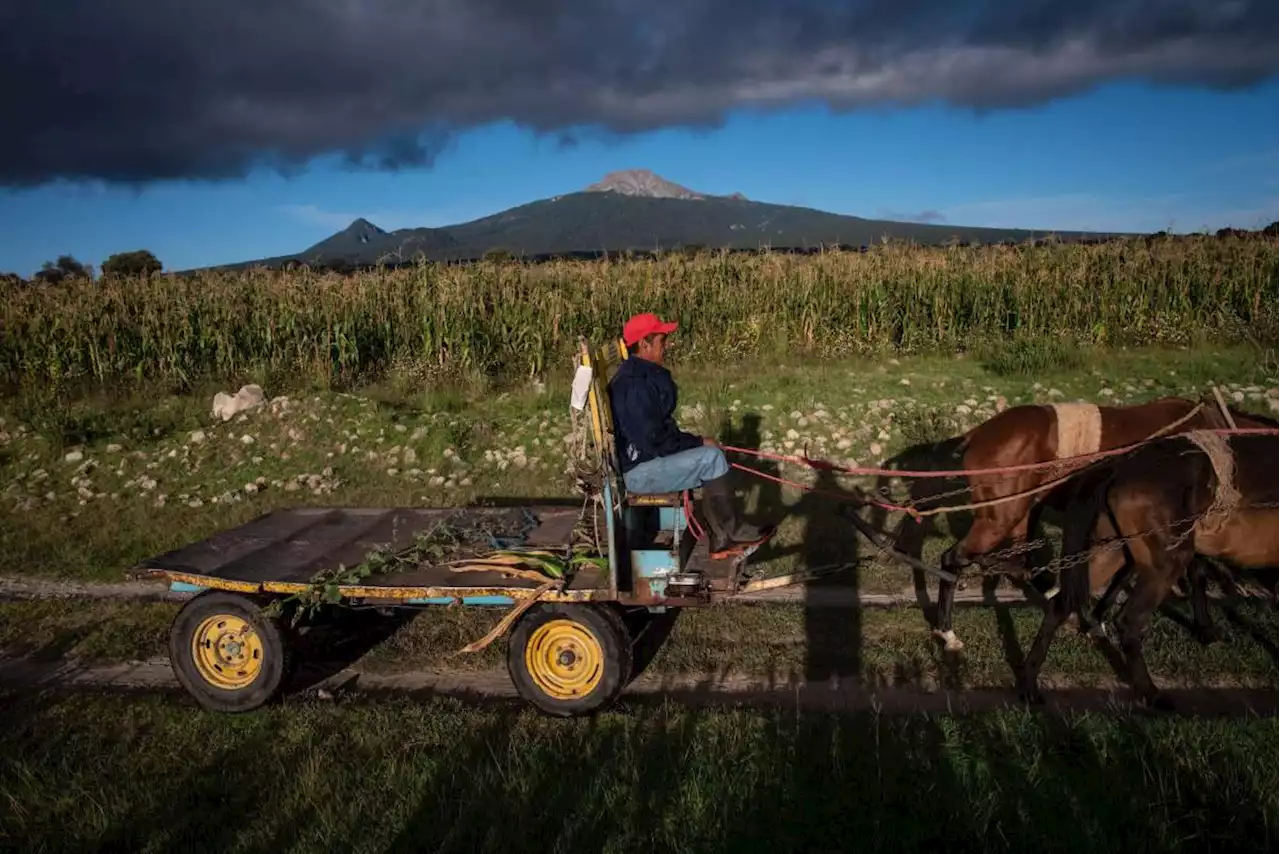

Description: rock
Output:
[786,429,800,440]
[996,397,1009,412]
[212,384,267,422]
[64,450,83,464]
[1267,387,1279,399]
[900,378,911,386]
[1231,391,1245,403]
[188,430,207,444]
[869,442,884,457]
[106,444,122,454]
[403,448,418,465]
[955,405,972,416]
[836,438,852,450]
[240,435,255,445]
[244,483,259,494]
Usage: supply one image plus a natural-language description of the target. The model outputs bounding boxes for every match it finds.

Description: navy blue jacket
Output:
[607,356,703,473]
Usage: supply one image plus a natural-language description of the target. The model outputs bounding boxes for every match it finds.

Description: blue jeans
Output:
[622,445,730,495]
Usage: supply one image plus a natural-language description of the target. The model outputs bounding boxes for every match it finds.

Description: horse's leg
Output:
[1019,590,1069,705]
[1088,564,1132,635]
[1187,558,1223,645]
[1113,538,1186,711]
[934,514,1009,653]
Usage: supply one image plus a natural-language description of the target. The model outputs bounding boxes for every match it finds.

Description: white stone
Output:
[869,442,883,457]
[189,430,207,444]
[106,444,122,454]
[212,384,267,422]
[64,450,83,464]
[240,435,255,445]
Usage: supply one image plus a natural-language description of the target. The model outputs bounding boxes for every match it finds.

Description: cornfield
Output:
[3,236,1276,389]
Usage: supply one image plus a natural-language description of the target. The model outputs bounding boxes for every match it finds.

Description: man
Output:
[607,312,772,559]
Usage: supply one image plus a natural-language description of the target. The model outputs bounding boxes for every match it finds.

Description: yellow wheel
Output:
[170,592,290,712]
[524,619,604,700]
[508,604,632,717]
[190,614,265,689]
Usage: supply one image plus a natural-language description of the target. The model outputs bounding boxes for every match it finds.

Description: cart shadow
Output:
[284,606,424,695]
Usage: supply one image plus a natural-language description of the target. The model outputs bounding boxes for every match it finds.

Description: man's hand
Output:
[703,436,720,448]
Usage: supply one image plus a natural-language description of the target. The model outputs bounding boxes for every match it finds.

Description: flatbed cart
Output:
[132,339,776,718]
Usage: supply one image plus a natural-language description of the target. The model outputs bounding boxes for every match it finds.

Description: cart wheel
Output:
[507,603,632,718]
[169,591,292,713]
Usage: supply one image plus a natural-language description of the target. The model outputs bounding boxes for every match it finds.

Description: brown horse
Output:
[916,394,1272,653]
[1019,430,1278,708]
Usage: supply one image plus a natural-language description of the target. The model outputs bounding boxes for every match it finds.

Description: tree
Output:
[32,255,92,285]
[1,272,27,288]
[102,249,162,278]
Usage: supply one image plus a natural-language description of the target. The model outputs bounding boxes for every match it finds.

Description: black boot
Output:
[699,474,772,558]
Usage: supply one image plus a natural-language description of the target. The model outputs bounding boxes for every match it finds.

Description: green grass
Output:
[0,600,174,662]
[0,691,1274,853]
[1,346,1275,586]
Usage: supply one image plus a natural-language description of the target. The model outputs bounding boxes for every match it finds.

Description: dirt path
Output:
[0,573,1089,609]
[1,653,1273,718]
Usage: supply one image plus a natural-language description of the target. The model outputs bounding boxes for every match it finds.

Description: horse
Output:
[905,394,1273,653]
[1018,429,1278,709]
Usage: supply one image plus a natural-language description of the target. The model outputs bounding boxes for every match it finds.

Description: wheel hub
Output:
[524,619,604,700]
[191,614,264,690]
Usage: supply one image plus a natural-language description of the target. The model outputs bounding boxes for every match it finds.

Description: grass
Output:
[2,346,1275,585]
[2,236,1275,390]
[0,690,1275,853]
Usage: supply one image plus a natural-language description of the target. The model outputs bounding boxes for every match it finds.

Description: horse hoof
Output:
[1195,625,1223,646]
[933,630,965,654]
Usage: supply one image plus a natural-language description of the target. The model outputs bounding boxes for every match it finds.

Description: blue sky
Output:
[0,78,1275,277]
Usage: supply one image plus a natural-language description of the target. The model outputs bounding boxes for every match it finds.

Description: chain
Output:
[943,501,1277,582]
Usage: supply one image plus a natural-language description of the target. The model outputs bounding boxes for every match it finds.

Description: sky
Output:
[0,1,1276,276]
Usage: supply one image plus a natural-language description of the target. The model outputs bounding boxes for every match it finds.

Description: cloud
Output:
[879,209,947,223]
[1,1,1275,186]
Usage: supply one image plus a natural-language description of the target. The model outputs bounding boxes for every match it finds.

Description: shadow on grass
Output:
[1,689,1274,854]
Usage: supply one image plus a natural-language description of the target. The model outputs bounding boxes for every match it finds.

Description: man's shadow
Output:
[719,412,862,684]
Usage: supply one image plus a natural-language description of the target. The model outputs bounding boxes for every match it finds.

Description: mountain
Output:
[295,217,459,265]
[206,170,1121,271]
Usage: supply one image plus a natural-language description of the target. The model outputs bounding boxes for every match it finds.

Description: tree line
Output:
[2,250,162,286]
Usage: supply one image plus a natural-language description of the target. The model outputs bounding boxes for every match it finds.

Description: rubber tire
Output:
[507,603,632,718]
[169,591,292,713]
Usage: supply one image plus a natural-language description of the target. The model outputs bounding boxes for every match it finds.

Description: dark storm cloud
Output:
[0,0,1274,186]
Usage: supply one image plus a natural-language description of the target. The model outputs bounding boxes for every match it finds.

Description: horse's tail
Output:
[1058,468,1112,618]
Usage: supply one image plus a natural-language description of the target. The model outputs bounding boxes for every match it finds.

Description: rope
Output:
[719,424,1275,482]
[722,420,1278,519]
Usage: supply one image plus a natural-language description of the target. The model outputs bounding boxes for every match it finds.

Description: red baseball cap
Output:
[622,312,678,346]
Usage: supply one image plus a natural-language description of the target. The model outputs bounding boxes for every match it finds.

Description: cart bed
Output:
[134,505,607,600]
